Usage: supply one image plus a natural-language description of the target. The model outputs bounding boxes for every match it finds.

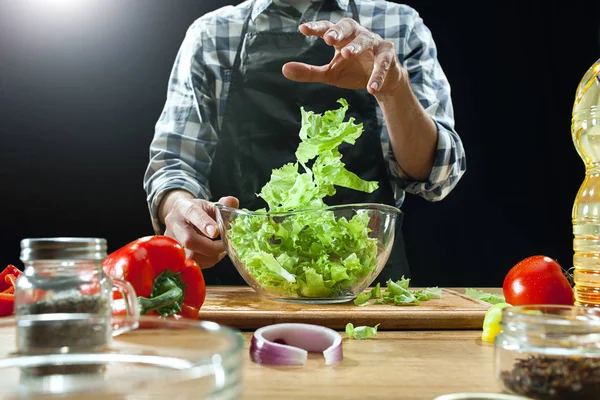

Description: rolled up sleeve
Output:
[390,9,466,201]
[143,24,218,234]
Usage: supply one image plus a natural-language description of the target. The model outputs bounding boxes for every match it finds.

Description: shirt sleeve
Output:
[143,23,218,234]
[389,9,467,201]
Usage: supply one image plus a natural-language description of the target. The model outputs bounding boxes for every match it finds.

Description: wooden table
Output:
[237,287,504,399]
[242,330,501,399]
[0,288,505,399]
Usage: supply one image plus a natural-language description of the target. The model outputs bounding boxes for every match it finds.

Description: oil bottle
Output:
[572,59,600,307]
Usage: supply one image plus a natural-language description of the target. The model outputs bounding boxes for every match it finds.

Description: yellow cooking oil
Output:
[572,58,600,307]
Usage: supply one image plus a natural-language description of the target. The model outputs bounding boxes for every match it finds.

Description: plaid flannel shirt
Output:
[144,0,467,234]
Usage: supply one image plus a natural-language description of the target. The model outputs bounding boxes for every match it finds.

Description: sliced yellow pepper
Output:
[481,302,511,343]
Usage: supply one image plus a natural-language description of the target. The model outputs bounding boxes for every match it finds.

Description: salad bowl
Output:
[216,203,401,304]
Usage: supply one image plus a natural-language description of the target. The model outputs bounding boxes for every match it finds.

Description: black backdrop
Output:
[1,0,599,287]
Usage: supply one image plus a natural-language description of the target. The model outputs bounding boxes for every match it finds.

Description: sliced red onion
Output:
[250,323,343,366]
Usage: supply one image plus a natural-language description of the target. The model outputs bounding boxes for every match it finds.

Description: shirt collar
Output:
[251,0,349,21]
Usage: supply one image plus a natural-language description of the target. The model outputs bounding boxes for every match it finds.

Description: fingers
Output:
[167,198,219,239]
[300,18,360,47]
[322,18,359,46]
[217,196,239,209]
[189,250,228,269]
[368,41,396,94]
[340,31,377,59]
[282,61,330,83]
[163,196,236,269]
[300,18,401,94]
[299,20,334,37]
[166,221,225,256]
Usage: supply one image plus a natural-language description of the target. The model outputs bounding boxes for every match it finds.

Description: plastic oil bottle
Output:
[572,58,600,307]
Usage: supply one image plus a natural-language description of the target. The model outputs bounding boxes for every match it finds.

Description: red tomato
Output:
[503,255,574,306]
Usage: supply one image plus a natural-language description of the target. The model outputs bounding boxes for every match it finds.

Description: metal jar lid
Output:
[20,238,107,262]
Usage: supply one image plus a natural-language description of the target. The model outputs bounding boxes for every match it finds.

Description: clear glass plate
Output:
[0,314,244,399]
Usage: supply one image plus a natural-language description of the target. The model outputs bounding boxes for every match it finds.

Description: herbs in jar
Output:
[16,291,111,354]
[15,292,111,376]
[500,355,600,400]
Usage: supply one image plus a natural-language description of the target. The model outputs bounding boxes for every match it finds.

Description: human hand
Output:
[163,195,239,268]
[282,18,407,96]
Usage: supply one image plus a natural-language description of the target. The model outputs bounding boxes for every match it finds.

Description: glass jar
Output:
[14,238,139,356]
[495,305,600,399]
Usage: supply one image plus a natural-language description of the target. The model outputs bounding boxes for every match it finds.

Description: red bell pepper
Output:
[102,236,206,319]
[0,265,20,292]
[0,293,15,317]
[0,265,22,316]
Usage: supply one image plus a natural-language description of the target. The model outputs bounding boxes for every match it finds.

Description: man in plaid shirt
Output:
[144,0,466,284]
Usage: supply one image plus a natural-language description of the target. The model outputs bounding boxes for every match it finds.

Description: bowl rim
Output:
[432,394,532,400]
[215,202,402,217]
[0,314,244,395]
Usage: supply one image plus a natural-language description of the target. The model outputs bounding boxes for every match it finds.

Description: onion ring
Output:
[250,323,343,366]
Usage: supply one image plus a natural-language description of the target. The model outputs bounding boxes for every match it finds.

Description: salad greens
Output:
[346,322,380,340]
[354,278,443,306]
[228,99,381,297]
[464,288,506,305]
[256,98,378,212]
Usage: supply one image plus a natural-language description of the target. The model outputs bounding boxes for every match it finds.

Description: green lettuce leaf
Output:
[414,287,443,301]
[353,292,372,307]
[346,322,380,340]
[353,282,382,306]
[465,288,506,305]
[257,99,378,213]
[295,98,363,164]
[355,277,442,306]
[371,282,381,298]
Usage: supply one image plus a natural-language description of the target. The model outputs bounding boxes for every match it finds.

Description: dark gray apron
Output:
[203,0,410,285]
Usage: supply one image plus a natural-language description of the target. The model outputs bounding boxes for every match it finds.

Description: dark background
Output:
[1,0,599,287]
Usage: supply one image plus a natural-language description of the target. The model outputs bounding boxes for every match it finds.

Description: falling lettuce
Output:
[256,98,378,212]
[228,99,381,298]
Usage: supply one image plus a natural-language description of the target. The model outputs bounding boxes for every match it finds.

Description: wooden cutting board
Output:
[199,286,492,331]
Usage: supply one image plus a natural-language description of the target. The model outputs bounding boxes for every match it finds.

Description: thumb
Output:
[282,62,328,83]
[217,196,239,209]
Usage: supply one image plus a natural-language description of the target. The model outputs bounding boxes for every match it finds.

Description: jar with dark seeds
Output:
[500,355,600,400]
[16,292,111,376]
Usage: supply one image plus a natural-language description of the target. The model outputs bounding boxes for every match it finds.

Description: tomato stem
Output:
[563,267,575,288]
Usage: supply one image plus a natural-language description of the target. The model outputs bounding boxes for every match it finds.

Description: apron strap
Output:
[233,0,362,73]
[300,0,360,25]
[231,0,256,74]
[298,2,323,26]
[349,0,360,24]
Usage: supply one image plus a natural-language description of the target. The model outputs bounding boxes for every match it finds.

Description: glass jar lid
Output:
[20,238,107,262]
[500,305,600,355]
[501,305,600,330]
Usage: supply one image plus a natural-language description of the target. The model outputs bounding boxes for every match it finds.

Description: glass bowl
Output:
[495,305,600,399]
[216,203,401,304]
[0,313,244,399]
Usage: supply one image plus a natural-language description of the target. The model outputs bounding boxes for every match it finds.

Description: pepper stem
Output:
[138,270,187,317]
[138,287,183,315]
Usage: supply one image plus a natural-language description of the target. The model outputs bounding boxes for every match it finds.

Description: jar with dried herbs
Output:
[495,305,600,400]
[14,238,139,376]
